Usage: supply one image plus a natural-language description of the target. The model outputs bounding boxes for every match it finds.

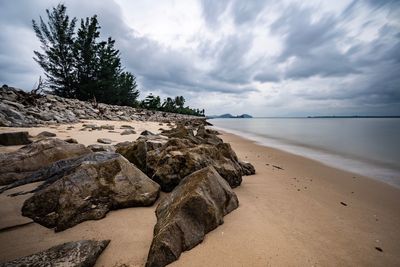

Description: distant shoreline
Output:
[210,116,400,119]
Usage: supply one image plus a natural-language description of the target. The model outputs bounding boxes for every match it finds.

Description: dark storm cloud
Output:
[200,0,230,26]
[230,0,268,25]
[271,4,359,79]
[1,0,400,115]
[120,33,258,95]
[200,0,268,26]
[208,33,256,85]
[253,71,280,83]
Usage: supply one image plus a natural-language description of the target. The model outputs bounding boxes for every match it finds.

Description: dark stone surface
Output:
[146,166,239,267]
[0,240,110,267]
[21,152,160,231]
[0,138,91,185]
[37,131,57,138]
[0,131,31,146]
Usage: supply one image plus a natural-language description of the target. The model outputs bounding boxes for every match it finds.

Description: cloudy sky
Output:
[1,0,399,116]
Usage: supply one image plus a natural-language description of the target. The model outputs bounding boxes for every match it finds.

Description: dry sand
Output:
[0,121,399,266]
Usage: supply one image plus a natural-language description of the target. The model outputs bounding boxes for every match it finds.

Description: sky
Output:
[0,0,399,116]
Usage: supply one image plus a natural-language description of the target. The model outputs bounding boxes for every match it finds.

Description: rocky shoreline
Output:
[0,85,204,127]
[0,97,255,266]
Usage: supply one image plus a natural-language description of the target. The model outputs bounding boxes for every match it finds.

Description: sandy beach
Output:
[1,121,399,266]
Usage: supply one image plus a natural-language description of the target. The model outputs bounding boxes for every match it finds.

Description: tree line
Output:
[140,95,205,116]
[33,4,204,116]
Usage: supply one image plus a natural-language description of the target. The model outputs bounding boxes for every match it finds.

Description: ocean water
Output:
[211,118,400,188]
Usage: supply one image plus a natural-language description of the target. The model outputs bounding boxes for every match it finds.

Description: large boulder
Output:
[195,125,223,145]
[146,166,239,267]
[116,135,168,172]
[0,131,31,146]
[147,139,246,192]
[21,152,160,231]
[0,240,110,267]
[0,138,91,185]
[116,139,148,173]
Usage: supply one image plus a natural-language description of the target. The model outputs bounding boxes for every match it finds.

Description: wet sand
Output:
[0,122,399,266]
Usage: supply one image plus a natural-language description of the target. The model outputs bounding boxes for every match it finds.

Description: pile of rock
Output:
[0,122,255,266]
[0,85,204,127]
[116,123,255,266]
[117,124,255,192]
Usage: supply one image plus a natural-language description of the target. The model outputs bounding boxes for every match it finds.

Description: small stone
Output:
[37,131,57,138]
[97,138,112,144]
[140,130,155,136]
[120,129,136,135]
[120,125,134,129]
[101,125,114,130]
[0,131,31,146]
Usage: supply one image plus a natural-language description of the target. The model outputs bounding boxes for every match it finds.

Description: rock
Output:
[115,141,134,149]
[146,167,238,267]
[0,87,205,127]
[0,131,31,146]
[120,125,134,129]
[116,140,147,173]
[64,138,78,144]
[97,138,112,144]
[147,140,247,191]
[88,144,116,153]
[2,99,25,109]
[0,113,11,126]
[83,124,98,129]
[161,124,194,139]
[118,115,131,121]
[195,125,223,145]
[160,124,202,144]
[0,240,110,267]
[239,161,256,175]
[101,125,114,130]
[21,152,160,231]
[140,130,155,136]
[145,139,167,151]
[120,129,136,135]
[37,112,55,121]
[0,103,26,125]
[0,138,91,185]
[37,131,57,138]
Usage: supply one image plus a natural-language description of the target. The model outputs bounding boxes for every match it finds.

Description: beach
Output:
[1,121,400,266]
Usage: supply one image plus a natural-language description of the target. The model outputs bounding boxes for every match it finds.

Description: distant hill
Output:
[208,113,253,119]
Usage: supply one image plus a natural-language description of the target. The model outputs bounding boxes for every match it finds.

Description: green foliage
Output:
[32,4,77,97]
[32,4,139,106]
[140,94,204,116]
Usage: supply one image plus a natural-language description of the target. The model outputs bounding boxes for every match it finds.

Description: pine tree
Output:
[32,4,77,97]
[73,15,100,100]
[115,72,139,106]
[33,4,140,106]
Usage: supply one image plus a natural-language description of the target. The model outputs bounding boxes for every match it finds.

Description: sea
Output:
[211,118,400,188]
